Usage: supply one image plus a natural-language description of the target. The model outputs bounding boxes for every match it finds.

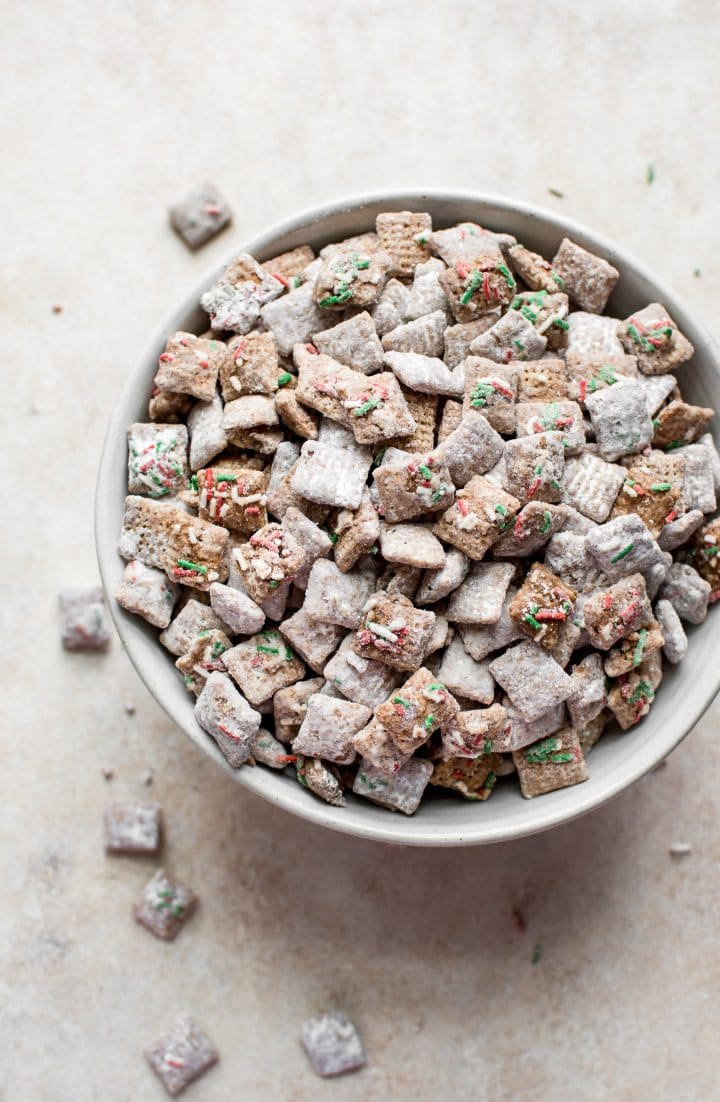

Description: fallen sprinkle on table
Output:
[52,304,64,314]
[101,766,114,781]
[547,187,564,199]
[693,268,701,278]
[531,943,542,965]
[646,163,655,185]
[512,908,526,934]
[669,842,692,857]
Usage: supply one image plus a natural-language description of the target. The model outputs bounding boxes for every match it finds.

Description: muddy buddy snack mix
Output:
[115,212,716,813]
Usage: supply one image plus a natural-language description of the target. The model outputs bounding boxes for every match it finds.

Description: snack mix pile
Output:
[116,212,720,814]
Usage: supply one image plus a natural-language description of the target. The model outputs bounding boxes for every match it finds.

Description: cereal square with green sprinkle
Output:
[428,221,515,265]
[219,331,280,399]
[550,237,619,314]
[690,518,720,597]
[352,755,433,814]
[493,501,566,558]
[159,597,226,656]
[375,667,459,755]
[176,628,232,696]
[652,399,713,450]
[133,868,197,942]
[514,399,586,455]
[222,630,306,706]
[586,514,665,580]
[610,462,683,538]
[201,252,283,333]
[145,1014,218,1096]
[430,753,503,801]
[509,563,576,650]
[607,651,663,729]
[352,718,411,776]
[508,243,568,295]
[127,423,189,498]
[584,379,653,461]
[433,475,521,559]
[353,591,436,671]
[296,754,345,806]
[462,358,518,434]
[582,573,652,650]
[513,726,589,798]
[115,560,179,629]
[516,358,568,403]
[375,210,432,276]
[468,309,547,363]
[153,331,225,402]
[261,244,315,282]
[314,247,390,310]
[292,694,371,764]
[440,703,509,758]
[196,466,267,532]
[232,523,305,603]
[566,354,637,404]
[373,451,454,522]
[439,249,517,322]
[341,371,417,446]
[503,431,565,504]
[162,509,229,591]
[617,302,694,375]
[509,290,570,351]
[603,618,665,677]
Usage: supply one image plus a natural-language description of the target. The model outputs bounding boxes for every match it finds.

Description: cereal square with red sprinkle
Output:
[162,510,229,591]
[169,182,232,250]
[352,718,411,775]
[430,753,503,800]
[509,563,576,649]
[468,309,547,363]
[439,249,517,322]
[202,252,283,333]
[617,302,694,375]
[154,331,225,402]
[222,630,306,706]
[607,652,663,729]
[503,431,565,504]
[375,667,459,755]
[352,755,433,814]
[133,868,198,942]
[508,243,568,295]
[440,703,509,758]
[373,451,455,522]
[176,629,232,696]
[196,466,267,533]
[341,372,417,446]
[145,1014,219,1096]
[194,670,262,763]
[652,399,713,449]
[127,423,189,499]
[59,586,111,650]
[550,238,619,314]
[261,244,315,282]
[462,358,518,434]
[509,290,570,351]
[433,475,521,560]
[603,618,665,677]
[566,355,637,404]
[513,726,589,798]
[582,573,652,650]
[493,502,566,558]
[292,695,371,764]
[375,210,432,276]
[610,464,683,538]
[353,591,436,671]
[232,523,304,603]
[219,331,280,399]
[514,399,585,455]
[314,247,390,310]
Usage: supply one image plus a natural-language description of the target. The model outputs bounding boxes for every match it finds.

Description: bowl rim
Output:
[96,187,720,846]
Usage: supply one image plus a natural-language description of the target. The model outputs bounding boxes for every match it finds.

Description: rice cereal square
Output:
[154,332,225,402]
[513,727,589,798]
[222,630,306,705]
[127,423,189,499]
[375,668,459,754]
[488,641,575,723]
[550,238,619,314]
[353,591,436,671]
[133,868,198,942]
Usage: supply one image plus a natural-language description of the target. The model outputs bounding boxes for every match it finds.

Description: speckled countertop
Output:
[4,2,720,1098]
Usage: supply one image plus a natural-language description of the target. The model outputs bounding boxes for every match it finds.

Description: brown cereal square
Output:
[516,359,568,402]
[373,451,454,522]
[232,524,305,603]
[510,290,570,351]
[691,517,720,594]
[59,586,111,650]
[603,618,665,677]
[261,244,315,281]
[333,488,381,572]
[352,756,433,814]
[444,317,501,368]
[304,559,377,628]
[115,560,179,629]
[382,310,447,358]
[565,355,637,403]
[652,399,713,449]
[503,432,565,504]
[513,727,589,798]
[196,466,267,533]
[430,753,503,800]
[509,563,576,649]
[492,501,566,558]
[353,592,436,670]
[582,573,652,649]
[342,372,417,446]
[440,703,509,758]
[433,476,521,559]
[202,253,283,333]
[274,677,324,742]
[275,383,319,440]
[462,358,518,434]
[439,250,517,322]
[163,511,229,591]
[551,238,619,314]
[313,311,384,375]
[514,400,586,455]
[375,667,459,754]
[219,331,280,400]
[314,248,389,310]
[607,655,662,729]
[508,243,567,295]
[379,523,446,569]
[223,629,305,705]
[279,607,345,674]
[133,868,197,941]
[375,210,432,276]
[468,309,547,363]
[154,332,225,402]
[617,303,694,375]
[383,387,438,453]
[148,389,193,423]
[437,399,464,442]
[176,628,232,696]
[610,465,683,538]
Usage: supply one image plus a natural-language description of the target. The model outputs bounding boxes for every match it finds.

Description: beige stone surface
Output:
[3,1,720,1098]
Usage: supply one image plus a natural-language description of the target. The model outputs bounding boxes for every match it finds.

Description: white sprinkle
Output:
[199,490,208,510]
[188,527,198,544]
[669,841,692,856]
[230,377,244,392]
[624,485,638,498]
[703,534,716,545]
[366,621,398,643]
[207,570,219,582]
[388,618,406,631]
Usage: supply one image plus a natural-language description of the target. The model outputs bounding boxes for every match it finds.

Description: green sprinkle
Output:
[646,163,655,185]
[392,696,412,709]
[540,510,553,534]
[633,628,648,668]
[460,269,483,305]
[176,559,207,574]
[423,714,435,731]
[628,679,654,704]
[419,464,433,479]
[277,372,293,387]
[256,644,279,655]
[521,306,538,323]
[524,612,542,631]
[496,262,516,290]
[550,752,574,764]
[284,645,293,661]
[626,324,642,343]
[483,771,497,793]
[211,640,226,658]
[372,447,387,467]
[171,905,185,918]
[665,440,683,451]
[610,543,634,563]
[702,545,719,557]
[652,418,661,429]
[550,270,565,288]
[353,396,382,417]
[431,485,447,503]
[369,543,378,554]
[319,287,352,307]
[483,738,493,755]
[532,943,543,965]
[352,254,370,270]
[216,473,237,482]
[552,317,569,331]
[189,474,198,491]
[513,339,525,351]
[549,479,562,491]
[328,531,339,544]
[470,381,496,408]
[694,268,701,278]
[495,503,508,517]
[268,580,279,588]
[650,482,672,492]
[525,736,562,764]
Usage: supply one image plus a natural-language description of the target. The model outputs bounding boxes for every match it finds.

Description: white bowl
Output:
[96,189,720,847]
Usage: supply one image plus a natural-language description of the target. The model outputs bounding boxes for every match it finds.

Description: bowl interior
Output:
[96,189,720,846]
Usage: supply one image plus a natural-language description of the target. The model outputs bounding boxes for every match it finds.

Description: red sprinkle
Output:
[272,272,290,288]
[457,498,470,516]
[275,753,297,764]
[305,343,318,354]
[535,609,566,621]
[527,477,542,499]
[710,590,720,603]
[159,352,174,362]
[603,593,613,610]
[579,379,588,402]
[455,260,472,279]
[664,509,678,524]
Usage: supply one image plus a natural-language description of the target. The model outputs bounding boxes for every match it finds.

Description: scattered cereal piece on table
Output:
[59,587,111,651]
[104,802,161,855]
[300,1010,366,1078]
[145,1014,218,1096]
[169,182,232,250]
[134,868,197,941]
